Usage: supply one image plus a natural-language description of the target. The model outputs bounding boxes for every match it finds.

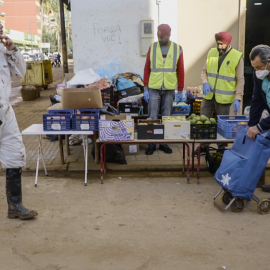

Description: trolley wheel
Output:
[230,198,245,212]
[257,199,270,215]
[222,191,233,205]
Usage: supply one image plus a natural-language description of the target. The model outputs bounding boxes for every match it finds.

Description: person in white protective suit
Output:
[0,22,37,219]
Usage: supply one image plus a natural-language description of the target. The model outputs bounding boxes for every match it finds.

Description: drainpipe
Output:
[157,0,161,25]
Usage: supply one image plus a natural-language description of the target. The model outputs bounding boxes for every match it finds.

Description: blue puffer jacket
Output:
[248,71,270,130]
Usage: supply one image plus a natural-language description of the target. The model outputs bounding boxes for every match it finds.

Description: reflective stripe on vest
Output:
[149,42,181,90]
[207,72,237,82]
[204,48,243,104]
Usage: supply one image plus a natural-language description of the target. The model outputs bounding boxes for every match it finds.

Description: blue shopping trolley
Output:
[214,128,270,214]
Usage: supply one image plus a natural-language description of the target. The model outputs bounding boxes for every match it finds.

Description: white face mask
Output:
[256,62,270,80]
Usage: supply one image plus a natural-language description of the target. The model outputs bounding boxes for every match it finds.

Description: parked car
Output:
[23,54,35,62]
[34,53,45,61]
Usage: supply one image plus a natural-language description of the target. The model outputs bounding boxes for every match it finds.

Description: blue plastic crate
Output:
[48,109,74,115]
[72,109,100,131]
[172,104,191,115]
[43,114,71,131]
[217,115,249,139]
[218,115,248,132]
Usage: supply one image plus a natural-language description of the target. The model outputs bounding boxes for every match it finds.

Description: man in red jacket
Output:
[143,24,185,155]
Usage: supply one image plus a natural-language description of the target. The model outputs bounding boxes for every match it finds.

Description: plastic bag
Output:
[100,104,120,116]
[56,83,65,96]
[116,76,136,90]
[91,143,127,164]
[94,59,122,81]
[66,68,101,88]
[105,144,127,164]
[118,94,143,104]
[261,109,269,121]
[244,106,250,119]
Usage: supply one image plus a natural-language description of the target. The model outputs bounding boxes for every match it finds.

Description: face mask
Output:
[256,63,270,80]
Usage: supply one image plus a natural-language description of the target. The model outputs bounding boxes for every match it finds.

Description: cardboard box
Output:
[99,119,134,141]
[62,88,103,109]
[164,121,190,139]
[122,144,139,155]
[162,116,186,124]
[137,120,164,140]
[102,114,128,121]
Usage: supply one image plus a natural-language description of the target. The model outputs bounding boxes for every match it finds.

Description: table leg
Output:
[34,136,40,187]
[84,135,88,186]
[82,135,86,157]
[104,144,107,174]
[39,135,48,177]
[184,143,190,184]
[58,135,64,165]
[197,143,205,185]
[65,135,70,155]
[182,143,185,174]
[192,142,195,174]
[100,144,104,184]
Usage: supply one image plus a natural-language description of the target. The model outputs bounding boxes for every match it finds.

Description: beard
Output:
[218,46,228,56]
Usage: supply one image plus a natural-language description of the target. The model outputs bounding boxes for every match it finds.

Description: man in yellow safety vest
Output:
[195,31,244,154]
[143,24,185,155]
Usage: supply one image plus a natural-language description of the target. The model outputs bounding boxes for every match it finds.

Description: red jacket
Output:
[143,44,185,91]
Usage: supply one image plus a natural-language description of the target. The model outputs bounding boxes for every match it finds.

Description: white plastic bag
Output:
[66,68,101,88]
[118,94,143,104]
[244,106,250,119]
[94,59,122,81]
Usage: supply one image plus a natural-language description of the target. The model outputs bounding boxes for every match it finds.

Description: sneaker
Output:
[262,185,270,193]
[159,144,172,154]
[145,144,156,155]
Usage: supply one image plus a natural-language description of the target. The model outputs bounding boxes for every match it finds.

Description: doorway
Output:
[243,0,270,111]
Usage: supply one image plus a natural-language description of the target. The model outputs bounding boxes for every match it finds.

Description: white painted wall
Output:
[177,0,240,88]
[71,0,178,77]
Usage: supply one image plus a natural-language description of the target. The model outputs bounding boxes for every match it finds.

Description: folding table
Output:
[97,139,192,184]
[22,124,93,186]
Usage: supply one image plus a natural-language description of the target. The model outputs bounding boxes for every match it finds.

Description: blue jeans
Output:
[148,89,175,148]
[148,89,175,119]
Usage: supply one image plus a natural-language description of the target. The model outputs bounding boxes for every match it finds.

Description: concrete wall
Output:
[71,0,178,75]
[177,0,241,89]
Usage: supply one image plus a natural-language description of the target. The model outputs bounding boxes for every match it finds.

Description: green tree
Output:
[40,0,73,53]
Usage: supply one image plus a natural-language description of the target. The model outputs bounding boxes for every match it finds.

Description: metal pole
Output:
[59,0,69,73]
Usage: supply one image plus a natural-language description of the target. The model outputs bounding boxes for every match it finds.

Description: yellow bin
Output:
[20,60,53,89]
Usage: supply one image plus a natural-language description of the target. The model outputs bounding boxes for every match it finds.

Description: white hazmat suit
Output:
[0,44,26,169]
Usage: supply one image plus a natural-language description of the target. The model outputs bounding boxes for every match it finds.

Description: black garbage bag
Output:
[46,135,59,142]
[91,144,127,164]
[49,95,60,106]
[106,144,127,164]
[100,104,120,116]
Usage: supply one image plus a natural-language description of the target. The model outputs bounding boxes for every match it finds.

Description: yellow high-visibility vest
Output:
[205,48,243,104]
[149,42,182,90]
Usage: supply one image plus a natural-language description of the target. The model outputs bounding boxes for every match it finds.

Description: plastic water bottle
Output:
[182,90,187,102]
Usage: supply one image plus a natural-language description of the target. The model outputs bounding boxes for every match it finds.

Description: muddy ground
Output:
[0,171,269,270]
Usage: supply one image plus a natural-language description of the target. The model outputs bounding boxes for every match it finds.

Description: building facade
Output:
[3,0,41,52]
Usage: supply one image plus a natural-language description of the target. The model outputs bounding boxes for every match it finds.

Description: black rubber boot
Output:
[6,168,38,220]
